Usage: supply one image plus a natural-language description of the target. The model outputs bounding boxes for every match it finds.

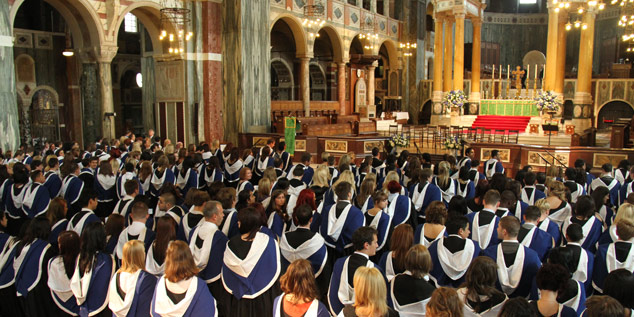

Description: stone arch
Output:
[270,14,309,57]
[27,85,60,106]
[378,39,399,69]
[113,2,170,55]
[271,58,295,100]
[313,25,344,63]
[596,100,634,129]
[11,0,104,51]
[420,99,432,124]
[348,32,374,56]
[309,62,327,101]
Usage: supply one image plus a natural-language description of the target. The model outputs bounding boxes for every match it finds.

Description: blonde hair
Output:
[164,144,175,155]
[333,170,356,192]
[347,151,356,161]
[535,198,551,215]
[548,181,566,201]
[118,240,146,273]
[338,155,351,171]
[131,143,142,153]
[353,267,388,317]
[312,165,330,188]
[437,161,451,189]
[615,203,634,226]
[382,171,400,191]
[263,167,278,183]
[257,178,272,200]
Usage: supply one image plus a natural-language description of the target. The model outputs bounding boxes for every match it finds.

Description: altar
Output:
[479,99,539,116]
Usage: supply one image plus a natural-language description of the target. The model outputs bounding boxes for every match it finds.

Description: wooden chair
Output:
[508,130,520,144]
[494,130,507,143]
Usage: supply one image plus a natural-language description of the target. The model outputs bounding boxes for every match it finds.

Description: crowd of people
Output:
[0,131,632,317]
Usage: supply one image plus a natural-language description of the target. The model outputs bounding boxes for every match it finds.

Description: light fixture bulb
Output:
[62,49,74,57]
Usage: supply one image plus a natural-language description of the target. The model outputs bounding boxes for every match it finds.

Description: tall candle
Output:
[527,64,530,81]
[492,65,495,79]
[535,64,538,79]
[507,65,510,79]
[542,64,545,79]
[500,65,502,80]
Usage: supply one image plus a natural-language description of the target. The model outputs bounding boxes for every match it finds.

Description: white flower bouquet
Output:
[535,90,560,112]
[444,136,461,150]
[441,90,468,113]
[389,134,410,148]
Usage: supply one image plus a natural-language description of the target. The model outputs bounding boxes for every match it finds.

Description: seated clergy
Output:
[518,206,554,261]
[593,218,634,293]
[429,214,481,288]
[521,172,546,206]
[115,201,156,262]
[482,216,542,298]
[279,204,330,296]
[410,168,442,222]
[188,200,228,313]
[320,182,364,258]
[467,189,502,250]
[328,226,384,316]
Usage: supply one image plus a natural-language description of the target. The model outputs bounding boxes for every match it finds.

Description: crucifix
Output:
[512,66,525,99]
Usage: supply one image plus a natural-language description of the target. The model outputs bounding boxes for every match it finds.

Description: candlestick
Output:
[527,64,530,83]
[492,65,495,80]
[534,64,537,80]
[542,64,545,79]
[507,65,510,79]
[500,65,502,80]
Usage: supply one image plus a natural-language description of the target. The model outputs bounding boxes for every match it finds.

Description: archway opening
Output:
[597,101,634,130]
[563,100,574,121]
[271,19,299,101]
[312,28,338,101]
[420,100,432,125]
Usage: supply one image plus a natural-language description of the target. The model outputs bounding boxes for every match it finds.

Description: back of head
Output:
[120,240,146,273]
[448,196,468,216]
[124,179,139,196]
[334,181,352,200]
[185,189,210,207]
[536,263,569,292]
[546,247,575,275]
[602,163,613,173]
[405,244,432,279]
[524,172,536,185]
[617,219,634,241]
[202,200,222,219]
[352,226,378,251]
[300,152,311,164]
[292,166,304,177]
[130,201,149,221]
[237,207,261,239]
[604,269,634,310]
[164,240,199,283]
[353,267,387,316]
[293,204,313,227]
[524,206,541,222]
[585,296,625,317]
[279,259,318,304]
[500,190,517,208]
[565,167,577,181]
[499,216,520,238]
[426,287,464,317]
[565,223,583,242]
[79,188,98,208]
[575,195,595,219]
[483,189,501,207]
[216,187,236,209]
[425,201,448,225]
[465,256,499,294]
[575,159,586,169]
[446,214,469,235]
[498,297,536,317]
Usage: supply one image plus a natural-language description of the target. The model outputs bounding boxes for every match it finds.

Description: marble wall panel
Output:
[141,57,156,133]
[0,0,21,151]
[81,63,101,144]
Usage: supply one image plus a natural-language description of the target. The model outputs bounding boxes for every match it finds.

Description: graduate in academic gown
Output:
[615,160,631,186]
[145,216,178,276]
[0,231,23,316]
[188,201,229,313]
[328,226,384,316]
[286,153,315,186]
[365,192,392,261]
[253,146,274,183]
[385,181,415,227]
[521,172,547,205]
[108,240,158,317]
[389,245,436,317]
[484,150,505,179]
[151,241,218,317]
[273,259,330,317]
[379,223,413,282]
[435,162,459,206]
[70,222,115,317]
[48,230,81,316]
[177,189,209,242]
[22,170,51,218]
[216,187,240,239]
[223,148,244,188]
[13,217,56,316]
[560,223,595,294]
[456,166,476,201]
[518,206,555,261]
[414,201,448,248]
[593,186,615,229]
[410,169,442,221]
[467,190,502,250]
[43,157,63,199]
[94,161,117,218]
[115,202,156,263]
[3,163,30,235]
[273,142,292,173]
[592,219,634,293]
[61,163,86,218]
[534,248,587,315]
[221,209,281,317]
[482,216,542,299]
[267,190,291,238]
[116,163,143,199]
[320,182,365,258]
[456,259,508,317]
[590,164,621,207]
[78,158,97,190]
[175,156,199,199]
[544,182,573,228]
[67,189,102,235]
[560,196,603,250]
[203,157,224,188]
[46,197,69,254]
[564,167,586,204]
[528,264,578,317]
[279,204,330,297]
[457,148,475,171]
[236,167,255,197]
[149,156,176,198]
[428,215,481,288]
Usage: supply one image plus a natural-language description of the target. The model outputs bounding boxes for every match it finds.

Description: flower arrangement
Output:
[389,134,410,148]
[441,90,468,112]
[443,136,461,150]
[534,90,560,112]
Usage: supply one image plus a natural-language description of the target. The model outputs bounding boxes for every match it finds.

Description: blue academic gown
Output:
[320,202,365,254]
[273,295,330,317]
[428,237,481,288]
[14,239,53,297]
[538,218,561,247]
[77,252,115,317]
[387,194,412,226]
[115,172,144,199]
[466,210,501,250]
[237,181,255,196]
[22,183,51,218]
[43,171,62,199]
[110,271,158,317]
[151,277,217,317]
[520,225,554,261]
[327,254,385,315]
[288,163,314,185]
[49,219,68,251]
[149,169,176,198]
[410,182,442,220]
[456,181,476,200]
[561,216,603,250]
[3,182,26,220]
[279,232,328,277]
[365,210,391,253]
[273,151,291,173]
[482,243,542,298]
[592,241,634,293]
[176,169,199,198]
[62,175,85,206]
[268,212,289,239]
[188,225,228,283]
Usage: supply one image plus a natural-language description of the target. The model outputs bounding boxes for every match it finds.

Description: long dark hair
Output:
[58,230,80,279]
[462,256,505,310]
[180,156,194,177]
[153,216,177,264]
[238,207,262,240]
[16,216,50,257]
[79,222,106,275]
[270,189,289,223]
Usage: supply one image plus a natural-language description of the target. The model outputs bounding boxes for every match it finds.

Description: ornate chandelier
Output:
[360,19,378,51]
[158,1,193,55]
[303,1,325,39]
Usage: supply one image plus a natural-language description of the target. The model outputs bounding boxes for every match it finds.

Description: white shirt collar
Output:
[354,251,370,259]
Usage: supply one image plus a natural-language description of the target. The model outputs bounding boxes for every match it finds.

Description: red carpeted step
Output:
[471,115,531,132]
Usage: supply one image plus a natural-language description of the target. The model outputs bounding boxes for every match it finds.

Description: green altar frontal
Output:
[479,100,538,116]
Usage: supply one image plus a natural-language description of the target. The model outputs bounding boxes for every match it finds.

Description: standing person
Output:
[145,216,177,276]
[564,167,586,204]
[44,157,63,199]
[48,230,81,316]
[457,148,475,170]
[70,222,115,317]
[484,150,505,179]
[456,166,476,200]
[23,170,52,218]
[95,160,117,218]
[221,208,281,317]
[272,259,330,317]
[108,240,158,317]
[287,153,315,186]
[188,201,228,313]
[151,240,218,316]
[390,245,436,316]
[3,163,29,235]
[338,267,397,317]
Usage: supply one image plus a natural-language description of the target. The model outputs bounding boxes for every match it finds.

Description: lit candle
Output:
[492,65,495,80]
[535,64,538,79]
[500,65,502,80]
[527,64,530,81]
[507,65,510,80]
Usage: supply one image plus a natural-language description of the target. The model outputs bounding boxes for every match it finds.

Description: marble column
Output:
[544,6,559,92]
[299,56,311,116]
[432,17,443,102]
[0,0,20,151]
[80,62,101,144]
[470,18,482,103]
[573,9,597,132]
[222,0,270,142]
[94,45,118,140]
[65,55,83,145]
[384,0,390,18]
[453,13,465,91]
[338,62,346,114]
[554,12,567,95]
[368,62,377,105]
[443,17,454,92]
[370,0,377,13]
[141,56,156,134]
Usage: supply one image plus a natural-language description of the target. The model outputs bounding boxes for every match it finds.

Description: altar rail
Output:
[271,101,339,112]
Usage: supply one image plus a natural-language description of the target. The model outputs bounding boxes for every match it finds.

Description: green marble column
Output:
[141,56,156,134]
[222,0,270,143]
[81,63,101,144]
[0,0,20,151]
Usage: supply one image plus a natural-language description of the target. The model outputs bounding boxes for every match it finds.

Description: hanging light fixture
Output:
[303,1,325,39]
[62,26,73,57]
[360,18,379,51]
[159,0,192,56]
